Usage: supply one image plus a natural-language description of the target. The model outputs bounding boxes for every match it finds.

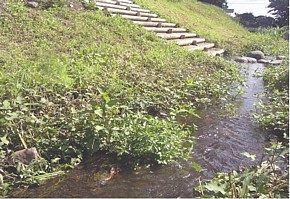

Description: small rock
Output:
[233,56,248,63]
[258,59,269,64]
[27,1,39,8]
[268,60,283,65]
[246,57,257,63]
[247,50,265,60]
[13,147,40,165]
[277,55,286,60]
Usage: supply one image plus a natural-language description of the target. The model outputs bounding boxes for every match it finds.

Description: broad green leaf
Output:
[94,125,104,132]
[5,112,19,121]
[94,109,103,117]
[107,99,118,106]
[205,181,226,195]
[101,92,110,103]
[2,100,11,109]
[0,134,9,145]
[15,96,23,104]
[192,162,202,173]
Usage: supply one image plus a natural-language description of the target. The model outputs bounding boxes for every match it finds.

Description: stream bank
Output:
[9,62,269,197]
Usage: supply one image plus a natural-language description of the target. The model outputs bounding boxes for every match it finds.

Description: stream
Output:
[10,62,269,197]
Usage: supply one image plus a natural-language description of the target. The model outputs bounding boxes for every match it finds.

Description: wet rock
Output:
[247,50,265,60]
[246,57,257,63]
[13,148,40,165]
[233,56,248,63]
[277,55,286,60]
[27,1,39,8]
[268,60,283,65]
[233,56,257,63]
[258,59,269,64]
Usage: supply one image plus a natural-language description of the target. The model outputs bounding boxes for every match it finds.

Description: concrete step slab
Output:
[98,7,158,17]
[133,21,177,27]
[96,2,150,12]
[96,0,140,8]
[118,0,133,3]
[156,32,197,39]
[116,15,166,22]
[144,27,187,33]
[174,37,205,46]
[107,0,133,4]
[184,42,215,51]
[206,48,225,56]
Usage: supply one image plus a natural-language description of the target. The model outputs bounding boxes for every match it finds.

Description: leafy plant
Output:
[195,141,289,198]
[253,61,289,136]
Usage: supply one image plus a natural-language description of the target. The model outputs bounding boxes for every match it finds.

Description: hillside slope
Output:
[0,0,241,168]
[135,0,288,55]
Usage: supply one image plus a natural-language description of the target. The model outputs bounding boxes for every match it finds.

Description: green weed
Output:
[195,141,289,198]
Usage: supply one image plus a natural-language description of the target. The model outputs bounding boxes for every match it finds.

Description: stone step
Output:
[144,27,187,33]
[98,7,158,17]
[132,21,177,27]
[174,37,206,46]
[184,42,215,51]
[96,0,140,8]
[156,32,197,39]
[117,15,166,22]
[107,0,133,4]
[99,0,222,55]
[96,2,150,13]
[118,0,133,3]
[206,48,225,56]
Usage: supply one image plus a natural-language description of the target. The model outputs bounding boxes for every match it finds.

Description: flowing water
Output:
[10,63,269,197]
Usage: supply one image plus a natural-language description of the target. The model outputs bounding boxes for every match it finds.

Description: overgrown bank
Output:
[0,0,244,195]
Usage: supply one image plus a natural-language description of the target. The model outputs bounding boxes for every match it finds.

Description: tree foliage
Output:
[236,13,276,28]
[268,0,289,27]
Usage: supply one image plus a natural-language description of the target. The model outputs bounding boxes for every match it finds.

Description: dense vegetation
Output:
[235,13,276,28]
[268,0,289,27]
[0,0,288,197]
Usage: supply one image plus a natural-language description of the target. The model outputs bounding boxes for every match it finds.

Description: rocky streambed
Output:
[233,50,285,65]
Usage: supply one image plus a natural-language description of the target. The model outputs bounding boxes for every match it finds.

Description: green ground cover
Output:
[0,0,288,196]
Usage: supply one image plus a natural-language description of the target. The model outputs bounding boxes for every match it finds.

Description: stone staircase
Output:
[91,0,225,56]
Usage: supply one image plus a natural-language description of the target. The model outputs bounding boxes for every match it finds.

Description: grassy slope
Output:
[135,0,288,55]
[0,0,241,167]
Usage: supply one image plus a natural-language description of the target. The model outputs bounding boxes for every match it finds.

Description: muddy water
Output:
[10,63,268,197]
